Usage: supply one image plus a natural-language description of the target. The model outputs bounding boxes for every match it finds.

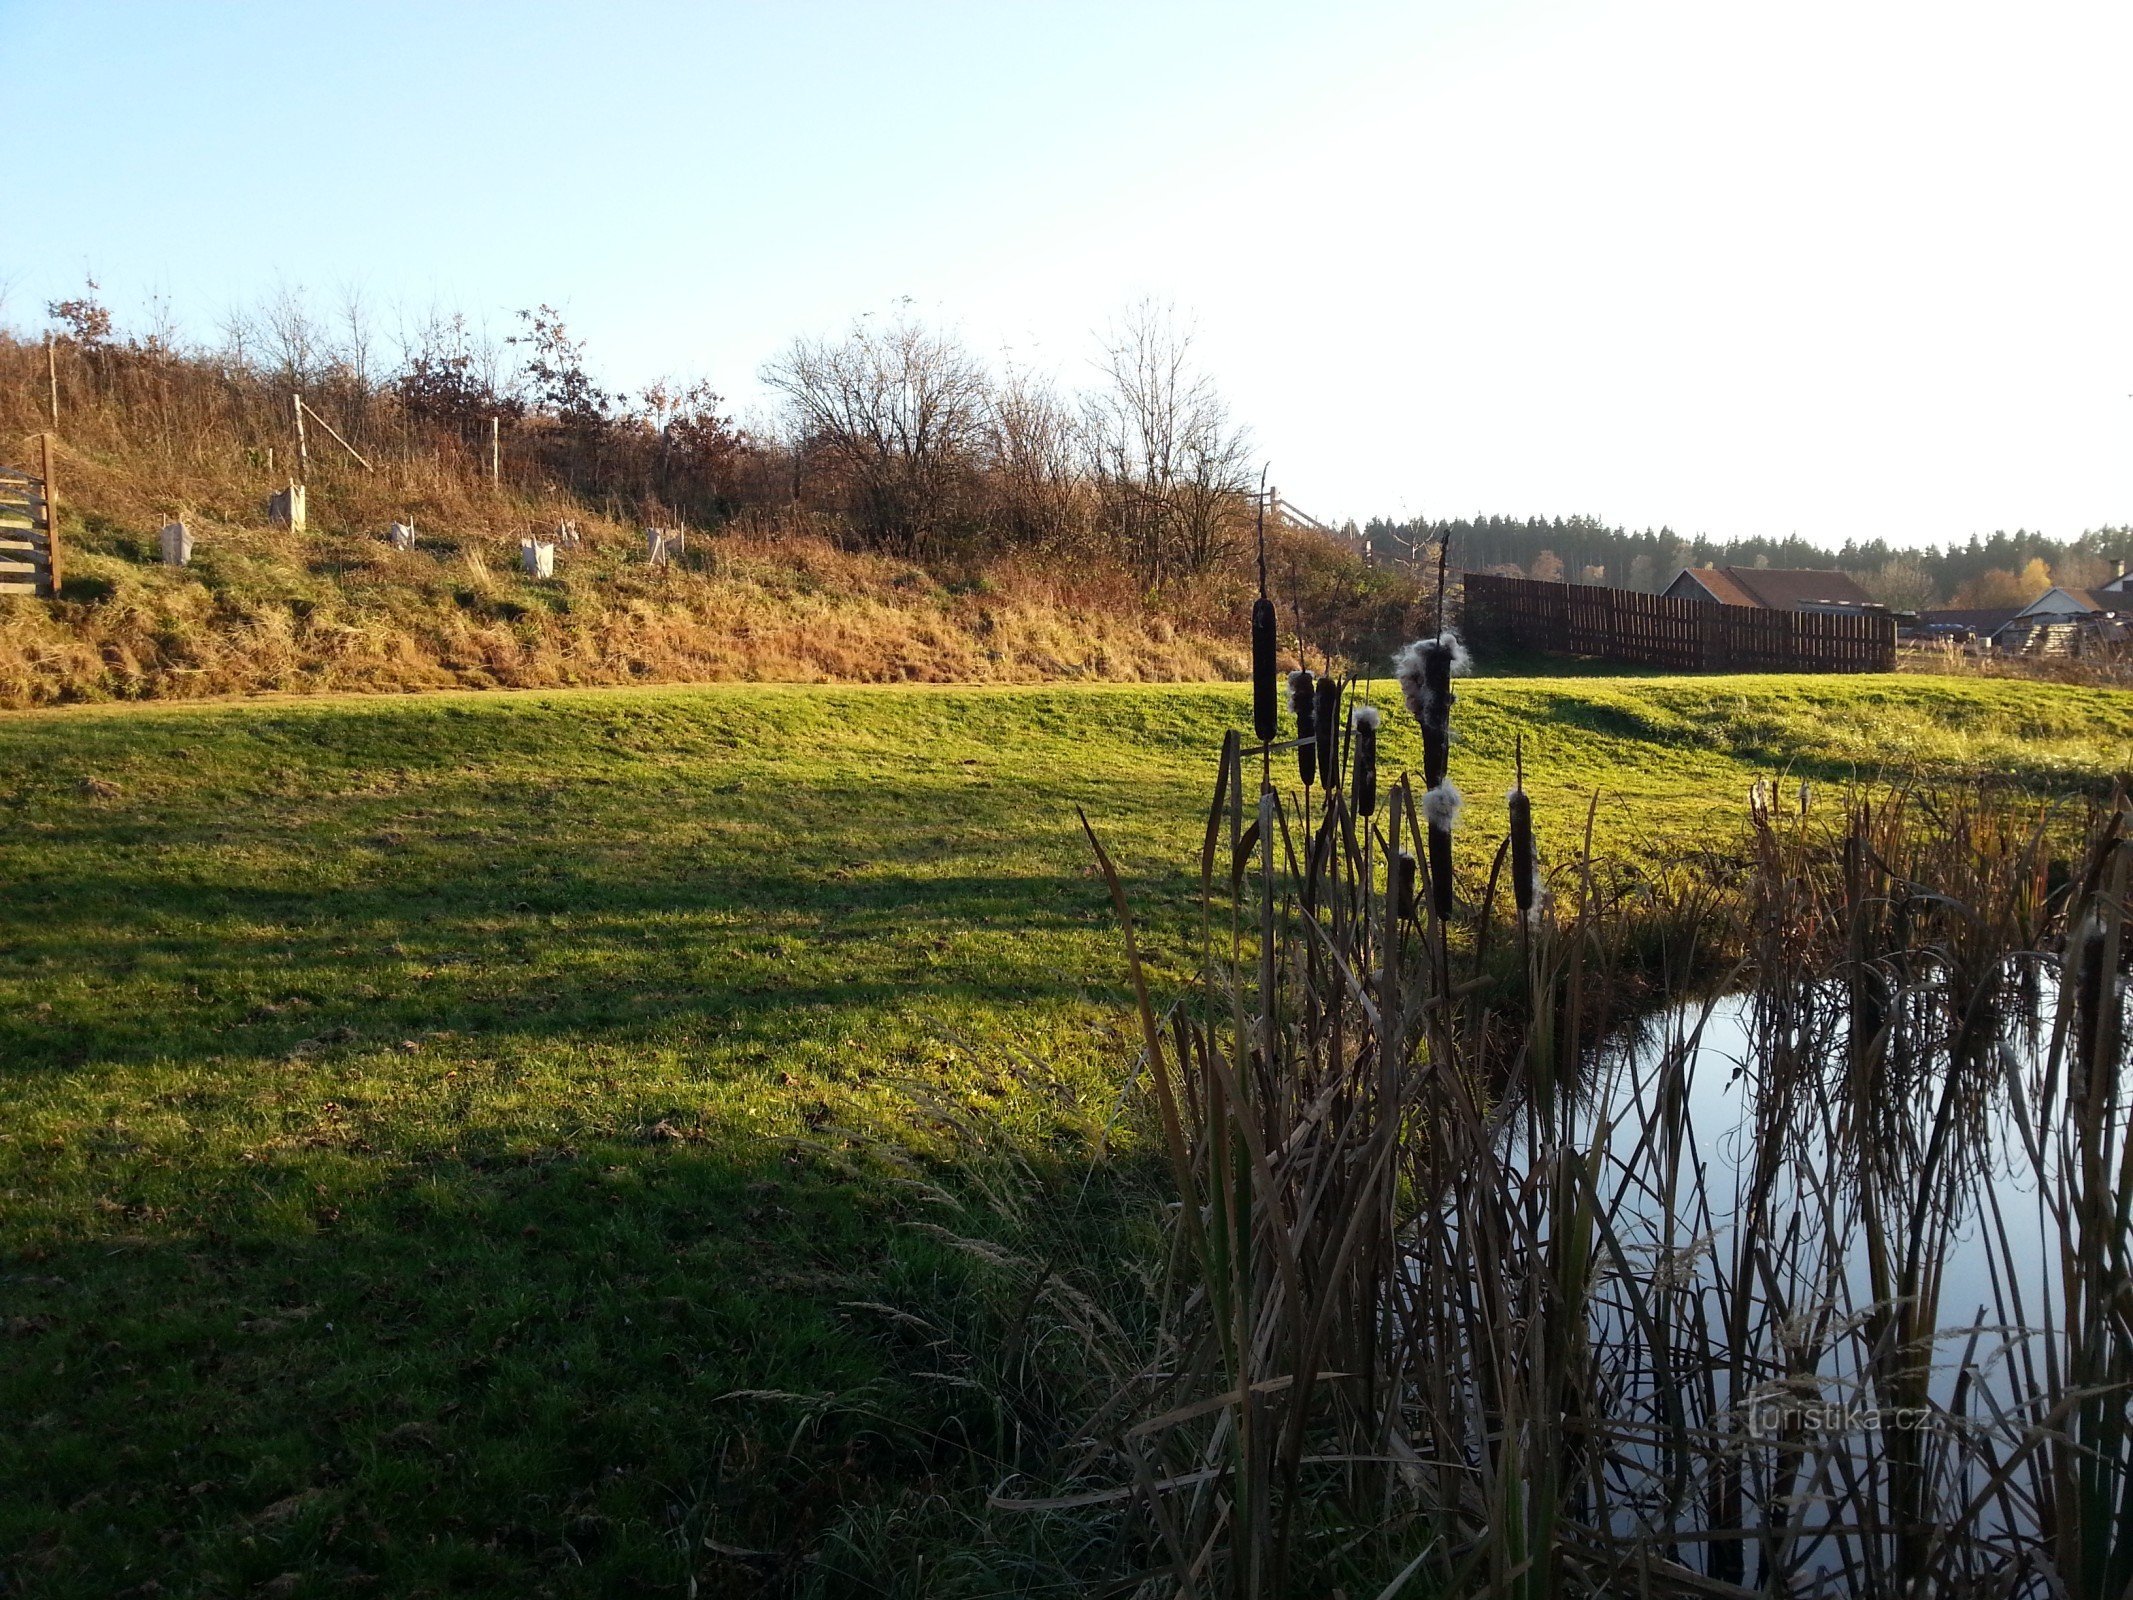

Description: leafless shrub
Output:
[762,314,991,560]
[1082,300,1254,583]
[982,362,1088,555]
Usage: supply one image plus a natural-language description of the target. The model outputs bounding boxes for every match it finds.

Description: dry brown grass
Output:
[1898,638,2133,690]
[1,337,1249,706]
[0,510,1242,706]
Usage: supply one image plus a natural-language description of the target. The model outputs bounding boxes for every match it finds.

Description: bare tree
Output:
[984,362,1085,553]
[337,280,377,390]
[1857,556,1938,612]
[260,280,324,389]
[138,286,182,357]
[1082,300,1252,583]
[762,314,990,558]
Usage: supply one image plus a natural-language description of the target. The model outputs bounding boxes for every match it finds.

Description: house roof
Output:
[2019,587,2118,617]
[1672,567,1761,606]
[1917,607,2020,631]
[1675,567,1879,610]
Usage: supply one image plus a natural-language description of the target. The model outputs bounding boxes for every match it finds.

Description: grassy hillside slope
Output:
[1,482,1240,706]
[2,676,2126,1597]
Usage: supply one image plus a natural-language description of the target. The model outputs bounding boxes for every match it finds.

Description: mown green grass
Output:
[2,675,2126,1598]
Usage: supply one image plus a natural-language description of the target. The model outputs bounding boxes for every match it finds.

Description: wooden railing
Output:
[1462,571,1895,673]
[0,437,60,599]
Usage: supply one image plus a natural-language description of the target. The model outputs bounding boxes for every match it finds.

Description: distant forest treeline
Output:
[1365,514,2133,610]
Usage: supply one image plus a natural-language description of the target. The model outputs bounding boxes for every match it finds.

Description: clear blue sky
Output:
[6,0,2129,546]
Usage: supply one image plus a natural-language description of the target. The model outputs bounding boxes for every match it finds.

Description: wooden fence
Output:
[0,437,60,599]
[1462,571,1895,673]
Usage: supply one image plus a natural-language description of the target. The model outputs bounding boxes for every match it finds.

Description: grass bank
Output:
[1,507,1239,706]
[1,675,2126,1596]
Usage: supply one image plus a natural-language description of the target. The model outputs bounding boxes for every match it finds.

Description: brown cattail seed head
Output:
[1427,818,1454,923]
[1422,781,1461,922]
[1394,633,1463,788]
[1313,676,1343,790]
[1395,849,1418,920]
[1509,784,1536,916]
[1288,670,1317,786]
[1252,598,1278,743]
[1350,704,1379,817]
[1421,646,1452,786]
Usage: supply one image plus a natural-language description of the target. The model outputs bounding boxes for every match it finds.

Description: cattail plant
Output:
[969,549,2132,1597]
[1395,632,1467,923]
[1252,596,1278,744]
[1421,785,1458,921]
[1313,674,1343,795]
[1749,777,1773,828]
[1508,736,1539,928]
[1013,773,2133,1600]
[1349,703,1379,818]
[1288,668,1316,786]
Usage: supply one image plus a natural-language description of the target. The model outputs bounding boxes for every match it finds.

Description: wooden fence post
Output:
[40,432,60,595]
[45,335,59,428]
[292,392,308,477]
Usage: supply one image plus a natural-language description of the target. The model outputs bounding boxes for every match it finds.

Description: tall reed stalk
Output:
[1010,689,2131,1599]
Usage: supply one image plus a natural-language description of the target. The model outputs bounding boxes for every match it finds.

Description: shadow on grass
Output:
[3,1119,1120,1598]
[0,856,1183,1074]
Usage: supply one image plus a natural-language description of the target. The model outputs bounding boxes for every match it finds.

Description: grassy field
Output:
[2,675,2127,1597]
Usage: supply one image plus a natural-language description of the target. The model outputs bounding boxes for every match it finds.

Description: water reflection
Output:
[1473,973,2131,1590]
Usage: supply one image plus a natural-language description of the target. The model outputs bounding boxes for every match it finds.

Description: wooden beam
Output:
[296,397,373,471]
[39,432,59,597]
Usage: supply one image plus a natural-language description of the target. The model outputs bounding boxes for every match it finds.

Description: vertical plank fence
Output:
[1463,571,1895,672]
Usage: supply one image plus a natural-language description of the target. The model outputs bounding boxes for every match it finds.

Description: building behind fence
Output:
[1463,570,1896,673]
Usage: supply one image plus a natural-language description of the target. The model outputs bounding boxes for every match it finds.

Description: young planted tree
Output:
[511,305,620,489]
[395,308,520,453]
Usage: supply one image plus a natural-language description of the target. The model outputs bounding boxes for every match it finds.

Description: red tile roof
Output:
[1673,567,1879,609]
[1673,567,1762,606]
[1721,568,1880,610]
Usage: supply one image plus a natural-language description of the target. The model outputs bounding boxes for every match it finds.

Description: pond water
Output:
[1581,988,2059,1388]
[1477,974,2130,1588]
